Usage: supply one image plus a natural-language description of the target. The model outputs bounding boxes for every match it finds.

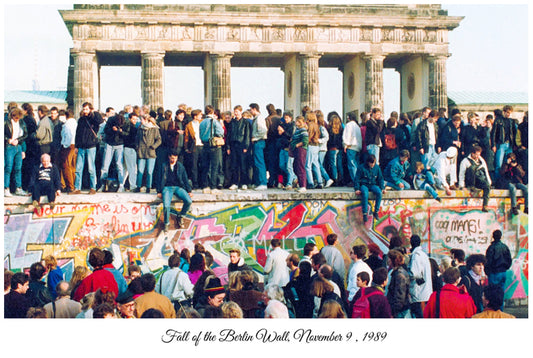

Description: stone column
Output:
[141,51,165,110]
[72,50,96,115]
[428,55,448,110]
[210,53,233,113]
[363,54,385,111]
[299,53,321,111]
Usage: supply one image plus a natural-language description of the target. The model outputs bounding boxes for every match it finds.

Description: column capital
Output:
[299,52,322,59]
[141,51,166,58]
[362,54,386,61]
[426,53,450,61]
[209,52,234,58]
[70,49,96,57]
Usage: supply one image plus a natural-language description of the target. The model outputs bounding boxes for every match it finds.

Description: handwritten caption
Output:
[161,329,387,346]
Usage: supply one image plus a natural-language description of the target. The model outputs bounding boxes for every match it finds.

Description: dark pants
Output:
[266,141,280,186]
[229,142,249,186]
[32,180,57,203]
[466,171,491,207]
[410,302,424,318]
[204,145,222,189]
[186,146,204,188]
[293,147,307,188]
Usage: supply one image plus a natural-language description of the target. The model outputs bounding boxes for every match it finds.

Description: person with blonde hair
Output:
[43,255,64,299]
[305,112,323,189]
[220,301,244,318]
[69,267,89,298]
[318,300,347,318]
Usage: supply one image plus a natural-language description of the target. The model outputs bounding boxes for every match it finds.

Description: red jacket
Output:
[73,268,119,302]
[423,284,477,318]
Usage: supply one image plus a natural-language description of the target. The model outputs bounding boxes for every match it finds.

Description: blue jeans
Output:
[385,179,411,190]
[360,184,382,215]
[305,145,322,187]
[162,186,192,225]
[318,151,330,182]
[422,144,437,168]
[253,139,267,186]
[346,149,360,184]
[74,147,97,190]
[4,145,23,189]
[100,144,124,184]
[508,182,528,209]
[123,147,137,189]
[488,271,507,310]
[367,144,380,164]
[421,182,439,199]
[279,149,296,186]
[495,142,513,181]
[137,158,156,188]
[326,149,343,181]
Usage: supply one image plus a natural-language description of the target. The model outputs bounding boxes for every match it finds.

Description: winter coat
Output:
[354,163,384,191]
[408,246,433,303]
[136,122,162,159]
[383,157,410,186]
[485,240,512,275]
[423,284,477,318]
[75,111,103,149]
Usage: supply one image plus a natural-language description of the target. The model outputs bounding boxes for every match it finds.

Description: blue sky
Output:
[3,3,529,116]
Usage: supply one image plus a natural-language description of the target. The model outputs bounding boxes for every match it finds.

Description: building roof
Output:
[4,90,67,104]
[448,91,528,105]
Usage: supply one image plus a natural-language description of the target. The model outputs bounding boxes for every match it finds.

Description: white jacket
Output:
[432,151,457,189]
[264,247,290,287]
[342,121,363,152]
[408,247,433,303]
[155,267,194,302]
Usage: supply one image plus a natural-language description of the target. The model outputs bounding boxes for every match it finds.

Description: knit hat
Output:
[204,277,225,297]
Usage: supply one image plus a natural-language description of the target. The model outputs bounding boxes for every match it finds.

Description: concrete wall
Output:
[3,189,528,302]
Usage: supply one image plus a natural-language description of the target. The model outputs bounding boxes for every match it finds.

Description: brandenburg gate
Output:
[60,4,462,116]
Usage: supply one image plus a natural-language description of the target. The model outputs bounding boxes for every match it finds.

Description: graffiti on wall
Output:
[3,196,528,300]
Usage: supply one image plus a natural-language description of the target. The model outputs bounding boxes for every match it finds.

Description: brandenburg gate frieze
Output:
[61,4,462,116]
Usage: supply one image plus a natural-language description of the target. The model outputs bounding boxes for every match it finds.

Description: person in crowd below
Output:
[29,153,61,208]
[412,161,441,202]
[227,105,251,190]
[194,275,226,317]
[75,292,96,318]
[115,291,136,318]
[43,254,64,300]
[408,235,433,318]
[305,112,323,189]
[432,146,459,196]
[26,307,48,319]
[354,154,385,222]
[491,106,516,181]
[220,301,244,318]
[4,272,31,318]
[157,149,193,232]
[326,112,344,186]
[98,112,126,192]
[69,266,89,301]
[227,249,251,273]
[250,102,268,191]
[73,248,119,302]
[364,243,383,272]
[317,112,334,188]
[44,281,82,318]
[228,270,266,318]
[199,105,224,193]
[497,152,528,215]
[122,112,139,191]
[265,103,282,188]
[286,253,300,282]
[264,238,290,287]
[284,261,314,318]
[350,267,392,318]
[155,251,194,313]
[485,230,512,310]
[184,109,205,190]
[135,114,161,193]
[458,145,491,212]
[188,253,207,286]
[383,149,411,190]
[429,257,443,294]
[311,276,343,318]
[472,284,515,319]
[299,242,319,270]
[380,113,405,172]
[264,299,290,318]
[365,107,385,165]
[346,245,373,302]
[460,254,487,314]
[134,273,175,318]
[4,270,14,295]
[277,111,296,189]
[438,114,462,153]
[318,300,347,318]
[290,115,309,192]
[126,265,142,283]
[4,107,28,197]
[179,249,190,273]
[320,233,346,284]
[59,108,77,193]
[26,262,53,308]
[423,267,476,318]
[93,302,117,319]
[72,102,103,194]
[386,249,411,318]
[415,109,439,169]
[342,111,363,186]
[450,249,468,276]
[103,250,128,295]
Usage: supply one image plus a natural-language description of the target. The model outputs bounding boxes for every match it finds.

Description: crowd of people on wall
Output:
[4,230,516,319]
[4,102,528,222]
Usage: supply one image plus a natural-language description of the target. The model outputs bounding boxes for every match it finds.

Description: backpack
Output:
[384,133,397,150]
[465,157,486,186]
[351,287,383,318]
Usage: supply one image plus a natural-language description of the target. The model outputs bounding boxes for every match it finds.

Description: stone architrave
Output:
[72,50,96,115]
[210,53,233,113]
[364,54,385,111]
[428,54,448,110]
[300,53,321,111]
[141,51,165,110]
